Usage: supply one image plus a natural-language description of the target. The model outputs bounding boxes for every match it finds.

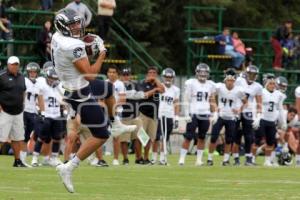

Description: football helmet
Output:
[277,152,293,166]
[245,65,259,83]
[195,63,210,82]
[54,8,85,38]
[162,68,175,86]
[263,73,275,87]
[275,76,288,93]
[26,62,40,82]
[46,67,59,87]
[224,68,237,81]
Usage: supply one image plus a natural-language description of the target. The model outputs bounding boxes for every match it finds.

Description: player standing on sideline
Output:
[52,8,134,192]
[231,65,262,166]
[31,67,64,167]
[152,68,180,165]
[106,65,126,166]
[252,74,285,167]
[207,68,247,166]
[21,62,43,167]
[178,63,216,166]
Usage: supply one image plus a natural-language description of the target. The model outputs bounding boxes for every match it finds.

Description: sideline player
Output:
[178,63,216,166]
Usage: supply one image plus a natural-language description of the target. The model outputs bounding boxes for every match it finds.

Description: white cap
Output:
[7,56,20,65]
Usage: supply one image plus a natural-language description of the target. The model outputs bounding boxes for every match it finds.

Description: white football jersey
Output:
[24,77,42,114]
[261,88,283,122]
[185,78,216,115]
[51,32,89,91]
[235,76,262,114]
[39,82,62,118]
[295,86,300,98]
[159,84,180,118]
[215,83,245,119]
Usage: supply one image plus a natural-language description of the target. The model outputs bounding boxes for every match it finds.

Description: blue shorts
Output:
[23,112,37,142]
[64,85,110,139]
[183,114,210,141]
[39,118,64,141]
[156,117,173,141]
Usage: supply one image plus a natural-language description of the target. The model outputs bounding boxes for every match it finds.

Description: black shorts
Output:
[184,114,210,141]
[211,117,236,144]
[23,112,37,142]
[255,119,277,146]
[64,85,110,139]
[39,117,64,141]
[156,117,173,141]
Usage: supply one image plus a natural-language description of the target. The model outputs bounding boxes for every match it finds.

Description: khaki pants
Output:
[67,119,92,140]
[119,117,143,143]
[139,113,158,142]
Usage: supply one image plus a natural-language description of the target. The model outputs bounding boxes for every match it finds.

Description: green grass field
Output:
[0,155,299,200]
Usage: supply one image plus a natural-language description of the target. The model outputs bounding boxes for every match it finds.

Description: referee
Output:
[0,56,27,167]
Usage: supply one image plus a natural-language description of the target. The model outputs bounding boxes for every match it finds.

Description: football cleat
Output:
[178,157,185,166]
[263,160,273,167]
[112,159,120,166]
[110,120,137,137]
[222,160,230,166]
[96,160,109,167]
[233,157,240,166]
[122,159,129,166]
[56,164,74,193]
[13,159,27,167]
[207,160,214,166]
[49,157,63,167]
[195,160,204,166]
[31,156,40,167]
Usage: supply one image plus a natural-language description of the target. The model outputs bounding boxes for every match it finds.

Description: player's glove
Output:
[211,112,218,125]
[37,111,45,124]
[173,115,179,129]
[90,33,106,53]
[252,113,261,130]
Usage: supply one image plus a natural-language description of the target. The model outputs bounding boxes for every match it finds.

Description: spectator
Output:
[0,56,27,167]
[215,27,245,69]
[37,20,52,67]
[271,20,292,70]
[232,32,246,56]
[97,0,116,41]
[40,0,53,10]
[0,1,12,40]
[138,66,165,164]
[281,33,296,68]
[66,0,92,27]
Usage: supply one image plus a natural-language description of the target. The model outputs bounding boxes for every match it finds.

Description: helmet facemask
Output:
[163,75,174,87]
[246,71,257,83]
[196,69,209,83]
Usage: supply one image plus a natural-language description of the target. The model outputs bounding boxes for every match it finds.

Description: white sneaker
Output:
[56,164,74,193]
[264,160,273,167]
[112,159,120,166]
[111,120,137,137]
[178,157,185,166]
[195,160,204,166]
[41,158,50,166]
[49,157,63,167]
[89,158,99,166]
[31,156,39,167]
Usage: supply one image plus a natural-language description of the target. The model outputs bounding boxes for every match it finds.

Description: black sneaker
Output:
[233,157,240,166]
[143,159,153,165]
[245,157,254,166]
[135,158,144,165]
[96,160,109,167]
[13,159,27,167]
[222,160,230,166]
[207,160,214,166]
[123,159,129,165]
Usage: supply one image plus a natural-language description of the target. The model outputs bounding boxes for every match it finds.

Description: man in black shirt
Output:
[0,56,27,167]
[138,66,165,164]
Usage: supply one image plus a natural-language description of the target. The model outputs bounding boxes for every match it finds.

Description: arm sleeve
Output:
[66,42,87,63]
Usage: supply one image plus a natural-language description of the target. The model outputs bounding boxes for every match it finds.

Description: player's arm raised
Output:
[74,51,106,80]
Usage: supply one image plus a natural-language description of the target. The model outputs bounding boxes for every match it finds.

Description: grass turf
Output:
[0,155,299,200]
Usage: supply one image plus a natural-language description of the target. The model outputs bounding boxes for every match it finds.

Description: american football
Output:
[82,33,100,57]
